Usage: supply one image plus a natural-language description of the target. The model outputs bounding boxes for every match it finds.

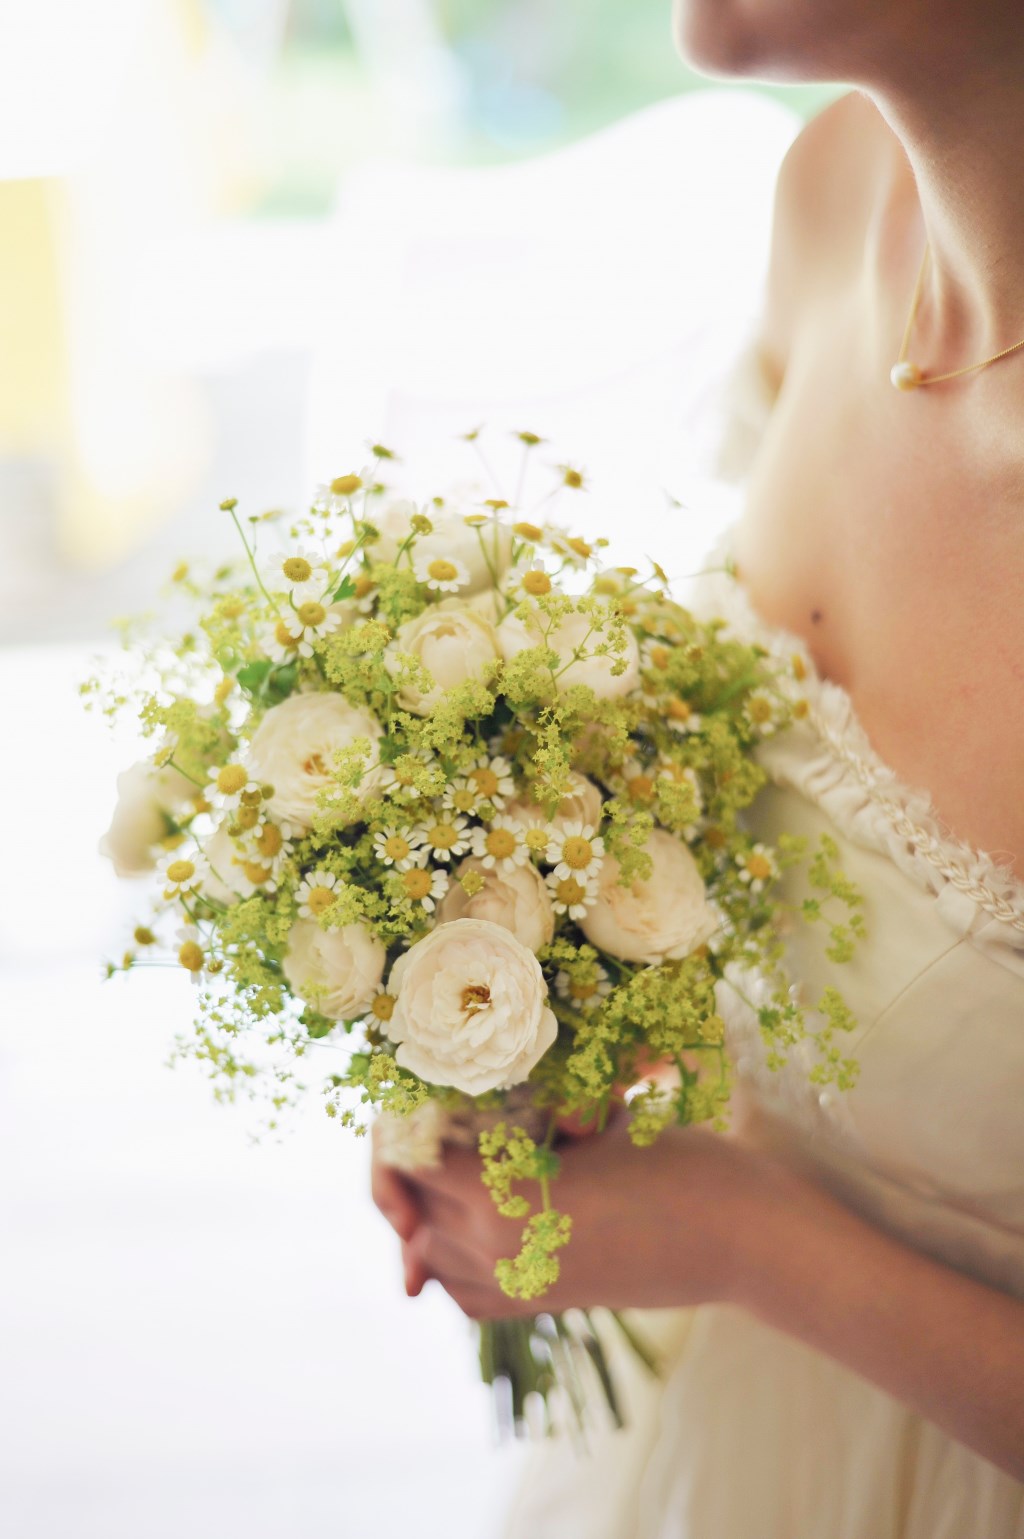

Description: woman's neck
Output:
[870,61,1024,362]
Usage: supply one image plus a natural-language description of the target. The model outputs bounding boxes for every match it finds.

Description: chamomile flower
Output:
[206,762,261,812]
[642,638,674,674]
[175,923,206,982]
[240,819,294,881]
[470,816,529,871]
[313,470,370,516]
[545,870,598,920]
[413,551,471,593]
[619,757,657,805]
[398,865,449,913]
[295,869,343,919]
[277,548,331,602]
[546,821,605,883]
[546,524,593,565]
[510,561,553,600]
[664,696,703,734]
[464,754,515,809]
[372,826,424,872]
[736,843,778,894]
[159,851,207,900]
[410,814,471,863]
[377,748,438,803]
[744,691,779,736]
[554,963,612,1013]
[262,614,307,663]
[357,989,398,1035]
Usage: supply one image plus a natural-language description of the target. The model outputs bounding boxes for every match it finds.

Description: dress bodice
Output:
[688,553,1024,1301]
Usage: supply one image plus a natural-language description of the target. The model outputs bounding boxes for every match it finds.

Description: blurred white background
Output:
[0,2,814,1533]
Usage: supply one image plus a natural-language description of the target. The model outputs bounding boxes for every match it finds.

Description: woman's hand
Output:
[372,1118,762,1320]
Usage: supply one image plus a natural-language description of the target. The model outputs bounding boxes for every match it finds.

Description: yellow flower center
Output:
[747,854,773,882]
[221,598,245,620]
[178,941,204,972]
[561,836,593,870]
[649,645,671,671]
[470,767,499,798]
[427,558,458,584]
[486,828,517,860]
[214,677,234,705]
[255,824,284,858]
[513,521,543,541]
[461,983,491,1013]
[331,474,362,496]
[134,926,156,946]
[306,885,335,916]
[563,469,584,490]
[793,699,810,719]
[749,697,773,724]
[371,993,395,1023]
[353,574,374,599]
[384,834,411,861]
[241,861,272,885]
[428,822,459,850]
[235,805,261,831]
[792,653,808,682]
[217,764,248,796]
[591,576,619,596]
[166,859,195,885]
[403,869,432,899]
[667,699,692,723]
[525,827,549,853]
[297,600,326,627]
[522,570,551,596]
[569,978,598,1001]
[555,876,587,907]
[283,556,313,583]
[628,774,654,801]
[274,619,301,649]
[450,788,476,813]
[565,535,591,557]
[240,787,263,806]
[704,825,726,849]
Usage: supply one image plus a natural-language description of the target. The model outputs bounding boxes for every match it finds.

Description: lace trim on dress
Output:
[688,548,1024,941]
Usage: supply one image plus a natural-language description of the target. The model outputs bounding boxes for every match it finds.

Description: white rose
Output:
[366,498,419,563]
[497,607,640,699]
[580,828,720,964]
[99,760,194,877]
[437,857,554,953]
[507,771,603,839]
[387,601,500,715]
[388,918,557,1094]
[247,691,383,831]
[373,1101,449,1172]
[415,511,512,597]
[282,918,386,1021]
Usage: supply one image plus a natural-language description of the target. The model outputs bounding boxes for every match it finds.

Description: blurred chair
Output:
[305,89,799,574]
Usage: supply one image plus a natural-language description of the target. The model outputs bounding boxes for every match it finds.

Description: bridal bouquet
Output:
[95,440,861,1435]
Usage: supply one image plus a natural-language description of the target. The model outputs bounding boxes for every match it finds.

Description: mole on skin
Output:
[811,609,823,624]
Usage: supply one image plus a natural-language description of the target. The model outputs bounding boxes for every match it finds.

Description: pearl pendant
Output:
[890,360,922,391]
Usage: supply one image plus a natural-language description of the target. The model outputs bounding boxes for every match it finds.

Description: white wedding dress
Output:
[502,392,1024,1536]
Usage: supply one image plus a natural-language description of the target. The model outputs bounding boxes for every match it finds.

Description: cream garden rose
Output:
[437,856,555,953]
[247,691,383,831]
[282,918,386,1021]
[387,601,500,715]
[388,918,557,1094]
[580,827,720,964]
[496,606,640,700]
[507,771,603,839]
[99,760,194,877]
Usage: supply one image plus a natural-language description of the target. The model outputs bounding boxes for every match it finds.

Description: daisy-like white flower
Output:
[510,561,553,600]
[464,754,515,809]
[441,776,482,817]
[294,869,343,920]
[546,821,605,883]
[206,762,261,812]
[377,749,437,803]
[546,524,594,565]
[642,638,674,674]
[372,826,424,872]
[664,696,703,734]
[261,614,308,663]
[744,691,778,736]
[240,819,294,881]
[398,865,449,913]
[313,470,370,516]
[545,869,598,921]
[619,757,658,806]
[356,988,398,1035]
[470,816,529,871]
[276,547,331,603]
[159,851,207,900]
[554,963,612,1014]
[410,814,471,863]
[412,551,471,594]
[175,923,206,983]
[736,843,778,894]
[287,596,343,653]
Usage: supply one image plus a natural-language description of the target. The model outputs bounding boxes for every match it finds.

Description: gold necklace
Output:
[890,242,1024,390]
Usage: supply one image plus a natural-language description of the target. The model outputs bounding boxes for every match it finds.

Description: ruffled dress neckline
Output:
[688,546,1024,948]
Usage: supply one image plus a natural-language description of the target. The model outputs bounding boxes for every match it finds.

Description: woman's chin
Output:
[672,0,837,84]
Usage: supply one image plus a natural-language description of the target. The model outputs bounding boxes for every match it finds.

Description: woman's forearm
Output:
[735,1156,1024,1479]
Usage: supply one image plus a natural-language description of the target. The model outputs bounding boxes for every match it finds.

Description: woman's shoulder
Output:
[760,91,897,379]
